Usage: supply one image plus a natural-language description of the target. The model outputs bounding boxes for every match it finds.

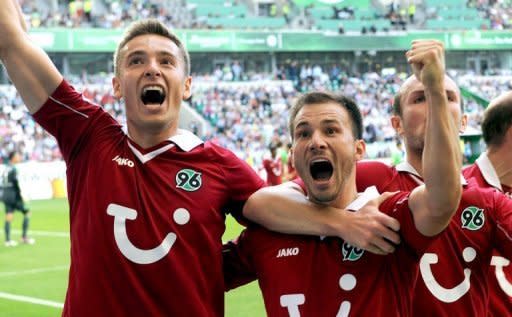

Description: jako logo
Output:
[113,155,135,168]
[277,247,299,258]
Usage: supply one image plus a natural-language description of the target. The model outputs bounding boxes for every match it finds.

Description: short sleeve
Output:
[32,80,118,163]
[380,191,439,256]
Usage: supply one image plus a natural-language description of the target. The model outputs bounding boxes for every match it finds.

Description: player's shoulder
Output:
[356,160,397,191]
[462,178,506,206]
[357,160,395,175]
[462,163,480,178]
[379,191,411,214]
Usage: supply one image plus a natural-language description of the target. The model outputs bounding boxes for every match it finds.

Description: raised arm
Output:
[0,0,63,114]
[406,40,462,236]
[243,182,401,255]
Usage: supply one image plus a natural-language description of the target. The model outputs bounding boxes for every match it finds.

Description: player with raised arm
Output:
[0,1,266,315]
[224,40,462,316]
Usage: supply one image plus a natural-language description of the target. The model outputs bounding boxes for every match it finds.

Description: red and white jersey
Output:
[263,157,283,186]
[357,160,512,316]
[463,152,512,317]
[225,187,437,316]
[33,80,264,317]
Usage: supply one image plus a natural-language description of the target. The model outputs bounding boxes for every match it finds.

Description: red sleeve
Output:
[223,228,258,291]
[492,191,512,259]
[356,160,396,192]
[32,80,119,164]
[380,191,439,256]
[214,146,265,220]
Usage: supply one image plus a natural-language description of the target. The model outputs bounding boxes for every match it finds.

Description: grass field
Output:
[0,198,265,316]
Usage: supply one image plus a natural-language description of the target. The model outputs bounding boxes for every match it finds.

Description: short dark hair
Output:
[289,91,363,140]
[482,99,512,147]
[113,19,190,77]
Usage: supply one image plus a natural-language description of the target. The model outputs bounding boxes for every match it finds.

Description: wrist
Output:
[323,208,350,239]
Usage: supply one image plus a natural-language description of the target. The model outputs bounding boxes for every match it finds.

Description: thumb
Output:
[375,191,399,205]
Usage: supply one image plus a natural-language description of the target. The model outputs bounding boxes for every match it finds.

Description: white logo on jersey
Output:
[106,204,190,264]
[280,294,305,317]
[277,247,299,258]
[491,256,512,296]
[112,155,135,168]
[279,274,357,317]
[419,247,477,303]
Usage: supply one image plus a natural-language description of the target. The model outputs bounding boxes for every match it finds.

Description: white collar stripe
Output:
[347,186,380,211]
[475,152,503,192]
[396,161,467,186]
[125,129,204,164]
[128,142,175,164]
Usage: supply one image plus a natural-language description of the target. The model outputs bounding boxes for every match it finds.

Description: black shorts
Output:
[4,200,29,214]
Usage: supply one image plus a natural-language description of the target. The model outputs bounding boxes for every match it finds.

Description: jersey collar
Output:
[319,186,380,240]
[395,161,468,186]
[475,152,503,192]
[125,128,204,164]
[167,129,204,152]
[347,186,380,211]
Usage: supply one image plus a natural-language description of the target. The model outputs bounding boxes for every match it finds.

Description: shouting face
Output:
[291,102,365,206]
[112,34,191,144]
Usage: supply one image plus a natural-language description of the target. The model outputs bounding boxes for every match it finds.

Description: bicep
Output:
[2,34,63,114]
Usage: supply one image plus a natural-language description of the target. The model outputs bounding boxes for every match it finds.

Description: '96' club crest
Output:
[176,169,202,192]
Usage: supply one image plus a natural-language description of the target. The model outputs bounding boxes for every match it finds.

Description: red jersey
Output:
[263,157,283,186]
[357,160,512,317]
[463,153,512,317]
[33,80,264,317]
[225,187,437,316]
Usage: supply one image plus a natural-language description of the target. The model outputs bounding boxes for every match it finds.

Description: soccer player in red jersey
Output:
[263,143,283,186]
[462,91,512,317]
[0,2,268,315]
[0,2,403,315]
[224,39,462,316]
[243,41,512,316]
[350,63,512,316]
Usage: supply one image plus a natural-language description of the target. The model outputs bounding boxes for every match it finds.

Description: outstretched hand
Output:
[340,192,401,255]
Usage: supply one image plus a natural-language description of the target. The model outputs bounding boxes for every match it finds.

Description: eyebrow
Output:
[125,50,177,60]
[408,89,458,97]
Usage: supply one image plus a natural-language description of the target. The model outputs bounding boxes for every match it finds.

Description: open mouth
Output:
[140,86,166,105]
[310,159,333,181]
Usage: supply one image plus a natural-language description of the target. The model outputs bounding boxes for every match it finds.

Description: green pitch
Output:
[0,198,264,316]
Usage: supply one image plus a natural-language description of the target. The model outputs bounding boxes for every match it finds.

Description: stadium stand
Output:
[2,0,512,172]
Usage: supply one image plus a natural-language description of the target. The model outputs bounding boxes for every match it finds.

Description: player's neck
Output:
[406,155,423,177]
[127,125,178,149]
[487,148,512,187]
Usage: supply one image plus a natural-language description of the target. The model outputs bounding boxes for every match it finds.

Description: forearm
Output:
[0,1,62,114]
[243,184,344,237]
[423,87,462,215]
[2,36,63,114]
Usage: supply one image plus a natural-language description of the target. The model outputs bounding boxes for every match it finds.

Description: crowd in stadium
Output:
[3,0,512,175]
[1,67,510,175]
[18,0,512,30]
